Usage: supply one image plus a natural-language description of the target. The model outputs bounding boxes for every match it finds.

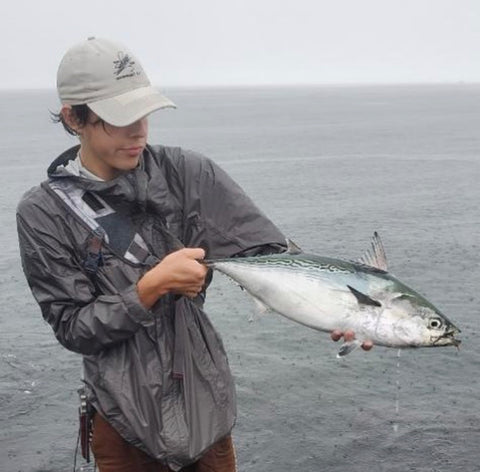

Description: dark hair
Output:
[51,104,91,136]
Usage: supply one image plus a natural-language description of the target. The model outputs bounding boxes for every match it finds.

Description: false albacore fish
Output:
[207,233,461,356]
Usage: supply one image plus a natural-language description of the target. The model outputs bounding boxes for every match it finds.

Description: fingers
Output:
[137,247,209,308]
[343,329,356,342]
[181,290,198,299]
[182,247,206,261]
[330,329,355,342]
[162,248,208,298]
[361,340,374,351]
[330,329,343,342]
[330,329,373,351]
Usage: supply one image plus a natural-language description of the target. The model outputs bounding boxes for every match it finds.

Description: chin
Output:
[126,154,142,165]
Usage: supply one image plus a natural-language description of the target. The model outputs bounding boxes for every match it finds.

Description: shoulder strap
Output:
[44,179,161,272]
[44,180,108,275]
[84,228,105,275]
[45,180,105,234]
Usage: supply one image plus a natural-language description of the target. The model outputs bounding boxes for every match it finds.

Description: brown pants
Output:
[91,413,237,472]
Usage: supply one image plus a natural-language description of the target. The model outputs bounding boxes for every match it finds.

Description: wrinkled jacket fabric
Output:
[17,144,286,470]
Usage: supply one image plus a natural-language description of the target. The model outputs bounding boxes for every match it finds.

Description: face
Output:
[64,107,148,180]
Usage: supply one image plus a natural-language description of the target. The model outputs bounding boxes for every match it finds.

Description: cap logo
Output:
[113,52,141,80]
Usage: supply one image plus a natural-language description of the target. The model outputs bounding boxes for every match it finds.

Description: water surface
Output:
[1,84,479,471]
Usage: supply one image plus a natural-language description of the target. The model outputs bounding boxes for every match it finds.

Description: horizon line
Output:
[0,80,479,93]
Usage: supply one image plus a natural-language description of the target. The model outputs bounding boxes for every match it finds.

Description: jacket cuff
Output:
[121,284,155,327]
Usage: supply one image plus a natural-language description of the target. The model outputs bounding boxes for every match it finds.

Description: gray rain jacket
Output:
[17,144,285,470]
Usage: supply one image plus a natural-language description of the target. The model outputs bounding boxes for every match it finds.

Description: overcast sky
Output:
[2,0,479,89]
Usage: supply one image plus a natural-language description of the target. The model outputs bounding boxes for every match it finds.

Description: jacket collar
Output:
[46,145,166,210]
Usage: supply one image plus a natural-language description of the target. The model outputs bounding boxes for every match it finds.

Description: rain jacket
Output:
[16,144,286,470]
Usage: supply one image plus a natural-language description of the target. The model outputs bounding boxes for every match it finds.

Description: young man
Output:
[17,38,370,472]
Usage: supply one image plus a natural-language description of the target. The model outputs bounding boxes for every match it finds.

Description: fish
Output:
[207,233,461,356]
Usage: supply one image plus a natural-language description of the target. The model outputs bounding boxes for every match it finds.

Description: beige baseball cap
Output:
[57,37,175,126]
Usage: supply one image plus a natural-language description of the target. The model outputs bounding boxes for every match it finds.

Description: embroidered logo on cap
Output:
[113,52,141,80]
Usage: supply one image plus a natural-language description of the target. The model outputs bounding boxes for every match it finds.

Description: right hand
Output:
[137,248,208,308]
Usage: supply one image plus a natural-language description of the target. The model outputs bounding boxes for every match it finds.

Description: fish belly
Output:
[214,262,359,333]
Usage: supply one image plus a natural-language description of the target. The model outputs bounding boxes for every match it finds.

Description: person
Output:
[17,37,371,472]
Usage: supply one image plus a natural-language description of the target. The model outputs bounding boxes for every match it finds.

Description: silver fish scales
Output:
[207,233,460,356]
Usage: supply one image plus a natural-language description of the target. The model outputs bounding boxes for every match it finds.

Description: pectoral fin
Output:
[337,339,362,358]
[347,285,381,307]
[250,295,271,314]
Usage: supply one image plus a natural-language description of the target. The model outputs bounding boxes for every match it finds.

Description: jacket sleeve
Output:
[16,206,154,356]
[179,150,287,258]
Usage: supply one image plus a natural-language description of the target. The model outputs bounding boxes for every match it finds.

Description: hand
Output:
[137,248,208,308]
[330,329,373,351]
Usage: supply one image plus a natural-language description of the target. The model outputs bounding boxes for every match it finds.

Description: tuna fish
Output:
[207,233,461,356]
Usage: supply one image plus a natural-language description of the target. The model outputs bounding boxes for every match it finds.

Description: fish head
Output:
[388,292,461,347]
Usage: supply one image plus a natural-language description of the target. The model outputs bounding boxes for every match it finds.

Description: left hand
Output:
[330,329,373,351]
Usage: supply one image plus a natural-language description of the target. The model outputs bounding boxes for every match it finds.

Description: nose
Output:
[126,117,148,137]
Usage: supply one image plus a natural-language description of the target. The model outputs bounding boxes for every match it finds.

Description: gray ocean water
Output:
[1,84,479,472]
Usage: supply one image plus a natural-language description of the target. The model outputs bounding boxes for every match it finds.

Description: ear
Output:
[61,105,83,134]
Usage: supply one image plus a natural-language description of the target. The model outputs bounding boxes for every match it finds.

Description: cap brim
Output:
[88,85,176,127]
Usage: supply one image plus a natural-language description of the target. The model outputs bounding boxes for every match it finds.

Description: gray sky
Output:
[3,0,479,89]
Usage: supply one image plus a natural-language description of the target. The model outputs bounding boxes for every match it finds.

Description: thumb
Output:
[183,247,206,261]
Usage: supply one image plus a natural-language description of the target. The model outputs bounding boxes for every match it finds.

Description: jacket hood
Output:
[47,144,80,178]
[47,145,166,209]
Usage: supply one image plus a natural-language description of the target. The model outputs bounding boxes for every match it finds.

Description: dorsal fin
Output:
[358,231,388,271]
[286,239,303,255]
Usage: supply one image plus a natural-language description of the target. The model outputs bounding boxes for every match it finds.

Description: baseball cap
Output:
[57,37,175,126]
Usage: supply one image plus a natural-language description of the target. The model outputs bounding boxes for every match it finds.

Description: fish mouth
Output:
[433,329,461,347]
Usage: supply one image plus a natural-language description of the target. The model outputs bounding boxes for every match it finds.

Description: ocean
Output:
[1,84,479,471]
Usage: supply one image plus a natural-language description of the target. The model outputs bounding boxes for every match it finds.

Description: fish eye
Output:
[428,318,443,329]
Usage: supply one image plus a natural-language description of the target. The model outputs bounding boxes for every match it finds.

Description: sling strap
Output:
[46,180,159,269]
[45,179,188,379]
